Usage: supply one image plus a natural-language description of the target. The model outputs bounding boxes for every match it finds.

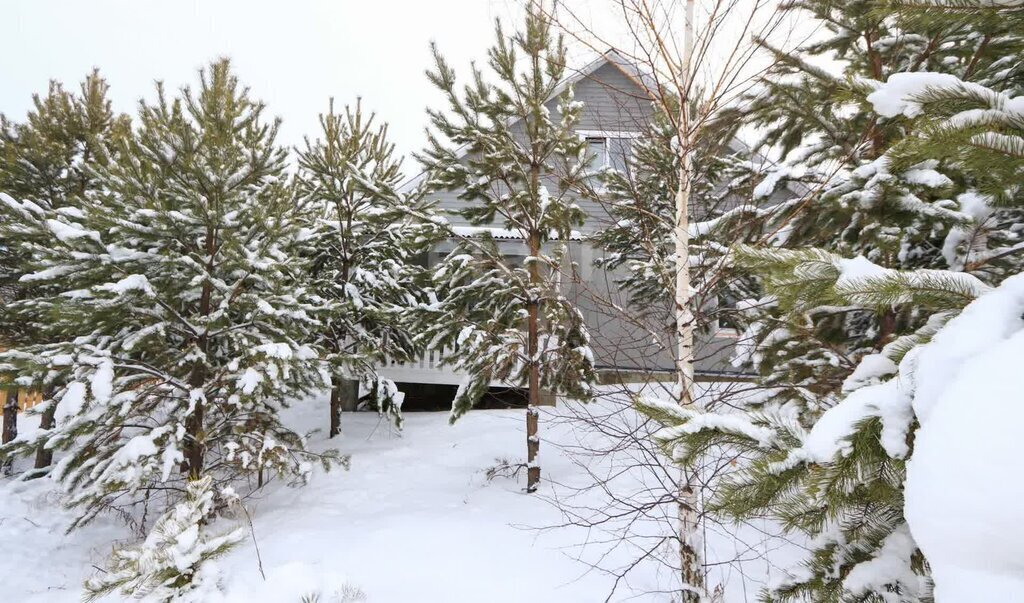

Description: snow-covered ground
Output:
[1,389,800,602]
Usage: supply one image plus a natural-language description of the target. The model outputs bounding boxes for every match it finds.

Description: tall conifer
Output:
[418,4,595,492]
[0,71,127,471]
[295,100,437,434]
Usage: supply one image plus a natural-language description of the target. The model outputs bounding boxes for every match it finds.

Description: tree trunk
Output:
[329,384,342,438]
[329,378,360,438]
[674,1,703,600]
[183,227,215,480]
[33,393,56,470]
[183,370,205,480]
[526,231,541,494]
[525,109,544,494]
[2,388,17,475]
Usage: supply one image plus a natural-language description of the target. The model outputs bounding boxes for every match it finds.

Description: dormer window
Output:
[584,136,609,172]
[579,131,642,175]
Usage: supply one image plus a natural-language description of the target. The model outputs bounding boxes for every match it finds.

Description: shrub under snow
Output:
[84,476,243,602]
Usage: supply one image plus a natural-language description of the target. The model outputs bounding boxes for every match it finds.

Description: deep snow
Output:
[1,388,800,602]
[904,273,1024,602]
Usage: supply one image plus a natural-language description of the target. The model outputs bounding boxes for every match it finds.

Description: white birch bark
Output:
[674,1,703,599]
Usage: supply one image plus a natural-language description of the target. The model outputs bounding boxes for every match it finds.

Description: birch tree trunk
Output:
[674,0,703,599]
[525,43,544,494]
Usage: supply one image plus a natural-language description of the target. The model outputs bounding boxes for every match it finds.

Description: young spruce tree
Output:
[417,4,595,492]
[592,102,759,337]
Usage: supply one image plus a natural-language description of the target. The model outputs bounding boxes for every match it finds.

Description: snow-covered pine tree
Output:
[83,475,244,602]
[856,5,1024,598]
[877,0,1024,282]
[638,2,1024,600]
[295,99,438,434]
[0,71,128,472]
[0,60,341,540]
[416,3,595,492]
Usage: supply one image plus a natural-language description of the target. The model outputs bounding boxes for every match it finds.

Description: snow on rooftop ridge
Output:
[451,225,582,241]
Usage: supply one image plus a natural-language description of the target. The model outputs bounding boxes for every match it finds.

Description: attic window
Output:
[585,137,608,172]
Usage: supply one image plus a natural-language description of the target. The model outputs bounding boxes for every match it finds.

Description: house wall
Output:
[425,58,753,378]
[0,346,43,412]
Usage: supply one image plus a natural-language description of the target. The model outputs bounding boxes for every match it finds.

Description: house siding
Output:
[424,57,753,378]
[567,61,653,133]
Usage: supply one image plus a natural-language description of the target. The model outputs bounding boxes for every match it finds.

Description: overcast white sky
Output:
[1,0,530,164]
[2,1,803,168]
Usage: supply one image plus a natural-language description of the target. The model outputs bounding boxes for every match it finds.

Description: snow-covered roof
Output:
[451,226,583,241]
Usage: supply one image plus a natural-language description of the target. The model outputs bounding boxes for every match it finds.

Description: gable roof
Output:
[548,49,658,107]
[400,50,655,193]
[401,51,807,203]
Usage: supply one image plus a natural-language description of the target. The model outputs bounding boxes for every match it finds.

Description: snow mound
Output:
[904,273,1024,601]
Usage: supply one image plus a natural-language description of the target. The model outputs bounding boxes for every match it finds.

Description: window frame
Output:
[577,130,643,175]
[583,136,609,172]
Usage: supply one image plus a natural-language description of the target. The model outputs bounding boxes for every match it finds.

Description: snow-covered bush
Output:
[84,476,243,602]
[900,274,1024,601]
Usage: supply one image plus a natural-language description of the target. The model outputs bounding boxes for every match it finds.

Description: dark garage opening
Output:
[396,382,528,412]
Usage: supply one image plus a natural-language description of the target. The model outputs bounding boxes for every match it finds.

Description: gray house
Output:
[382,51,767,402]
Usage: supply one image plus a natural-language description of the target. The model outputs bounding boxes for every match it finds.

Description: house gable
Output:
[421,53,657,232]
[559,58,654,134]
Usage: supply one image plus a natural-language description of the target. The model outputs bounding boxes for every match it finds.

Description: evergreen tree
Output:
[639,2,1024,600]
[417,4,595,492]
[295,100,437,434]
[0,60,341,541]
[0,71,128,472]
[83,475,244,602]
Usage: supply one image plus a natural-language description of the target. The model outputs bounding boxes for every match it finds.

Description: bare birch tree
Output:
[536,1,805,598]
